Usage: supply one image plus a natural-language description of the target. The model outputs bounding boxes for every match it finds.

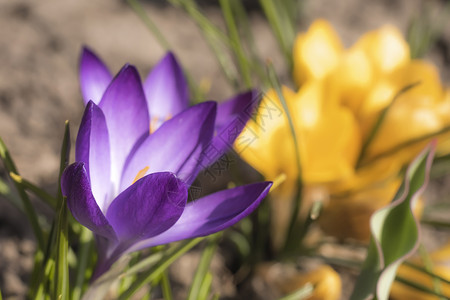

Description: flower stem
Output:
[267,63,304,256]
[187,233,221,300]
[356,81,421,168]
[118,238,204,299]
[0,137,45,250]
[219,0,253,88]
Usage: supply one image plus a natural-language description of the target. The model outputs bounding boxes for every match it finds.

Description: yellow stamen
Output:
[149,114,173,134]
[149,118,159,134]
[133,166,150,184]
[271,173,287,191]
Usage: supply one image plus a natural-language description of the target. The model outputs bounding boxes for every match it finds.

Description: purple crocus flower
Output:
[61,48,272,279]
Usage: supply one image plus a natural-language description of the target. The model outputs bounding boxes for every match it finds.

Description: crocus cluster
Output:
[61,48,272,278]
[236,19,450,243]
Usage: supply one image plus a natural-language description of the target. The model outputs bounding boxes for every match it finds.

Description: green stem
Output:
[267,64,303,255]
[421,218,450,229]
[187,234,220,300]
[53,121,71,300]
[53,198,69,300]
[259,0,295,68]
[0,137,45,250]
[359,124,450,169]
[418,244,444,298]
[126,0,204,101]
[403,261,450,285]
[230,0,267,85]
[160,270,173,300]
[277,283,314,300]
[72,227,94,300]
[356,82,421,168]
[219,0,252,88]
[197,272,213,300]
[395,275,449,298]
[168,0,239,88]
[118,238,203,299]
[126,0,171,50]
[9,172,57,209]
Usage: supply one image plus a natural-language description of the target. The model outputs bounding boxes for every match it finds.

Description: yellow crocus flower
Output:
[257,264,342,300]
[238,19,450,242]
[237,83,360,192]
[236,84,361,245]
[293,19,344,84]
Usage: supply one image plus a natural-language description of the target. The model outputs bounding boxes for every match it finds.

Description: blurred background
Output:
[0,0,449,298]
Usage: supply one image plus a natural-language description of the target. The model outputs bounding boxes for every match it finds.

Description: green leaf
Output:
[350,142,435,300]
[259,0,295,68]
[9,172,57,209]
[168,0,240,89]
[53,197,69,300]
[160,270,173,300]
[407,2,450,59]
[187,233,221,300]
[53,121,71,300]
[266,63,303,255]
[117,238,204,299]
[219,0,252,88]
[0,176,23,210]
[0,137,45,250]
[357,81,421,168]
[72,227,94,300]
[277,283,314,300]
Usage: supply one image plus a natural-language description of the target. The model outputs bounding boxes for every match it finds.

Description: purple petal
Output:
[143,52,189,129]
[61,163,117,241]
[188,91,260,184]
[99,65,150,193]
[215,90,259,132]
[106,172,187,243]
[120,102,216,190]
[129,182,272,251]
[79,47,113,105]
[75,101,111,212]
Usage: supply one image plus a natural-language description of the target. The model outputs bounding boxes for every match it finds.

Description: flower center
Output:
[149,114,172,134]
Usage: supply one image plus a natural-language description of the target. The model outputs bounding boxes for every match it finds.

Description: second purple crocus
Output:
[61,48,272,279]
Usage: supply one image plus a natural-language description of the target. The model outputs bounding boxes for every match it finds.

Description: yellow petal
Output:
[288,265,342,300]
[290,81,361,184]
[293,19,344,85]
[235,87,297,195]
[360,61,445,162]
[329,45,374,113]
[353,25,410,75]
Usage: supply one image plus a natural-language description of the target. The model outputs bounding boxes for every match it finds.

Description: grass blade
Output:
[72,227,94,300]
[259,0,295,68]
[278,283,314,300]
[0,137,45,250]
[219,0,252,88]
[53,121,71,299]
[168,0,239,88]
[187,233,221,300]
[9,172,57,209]
[266,63,303,255]
[356,81,421,167]
[350,143,435,300]
[160,270,173,300]
[118,238,204,299]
